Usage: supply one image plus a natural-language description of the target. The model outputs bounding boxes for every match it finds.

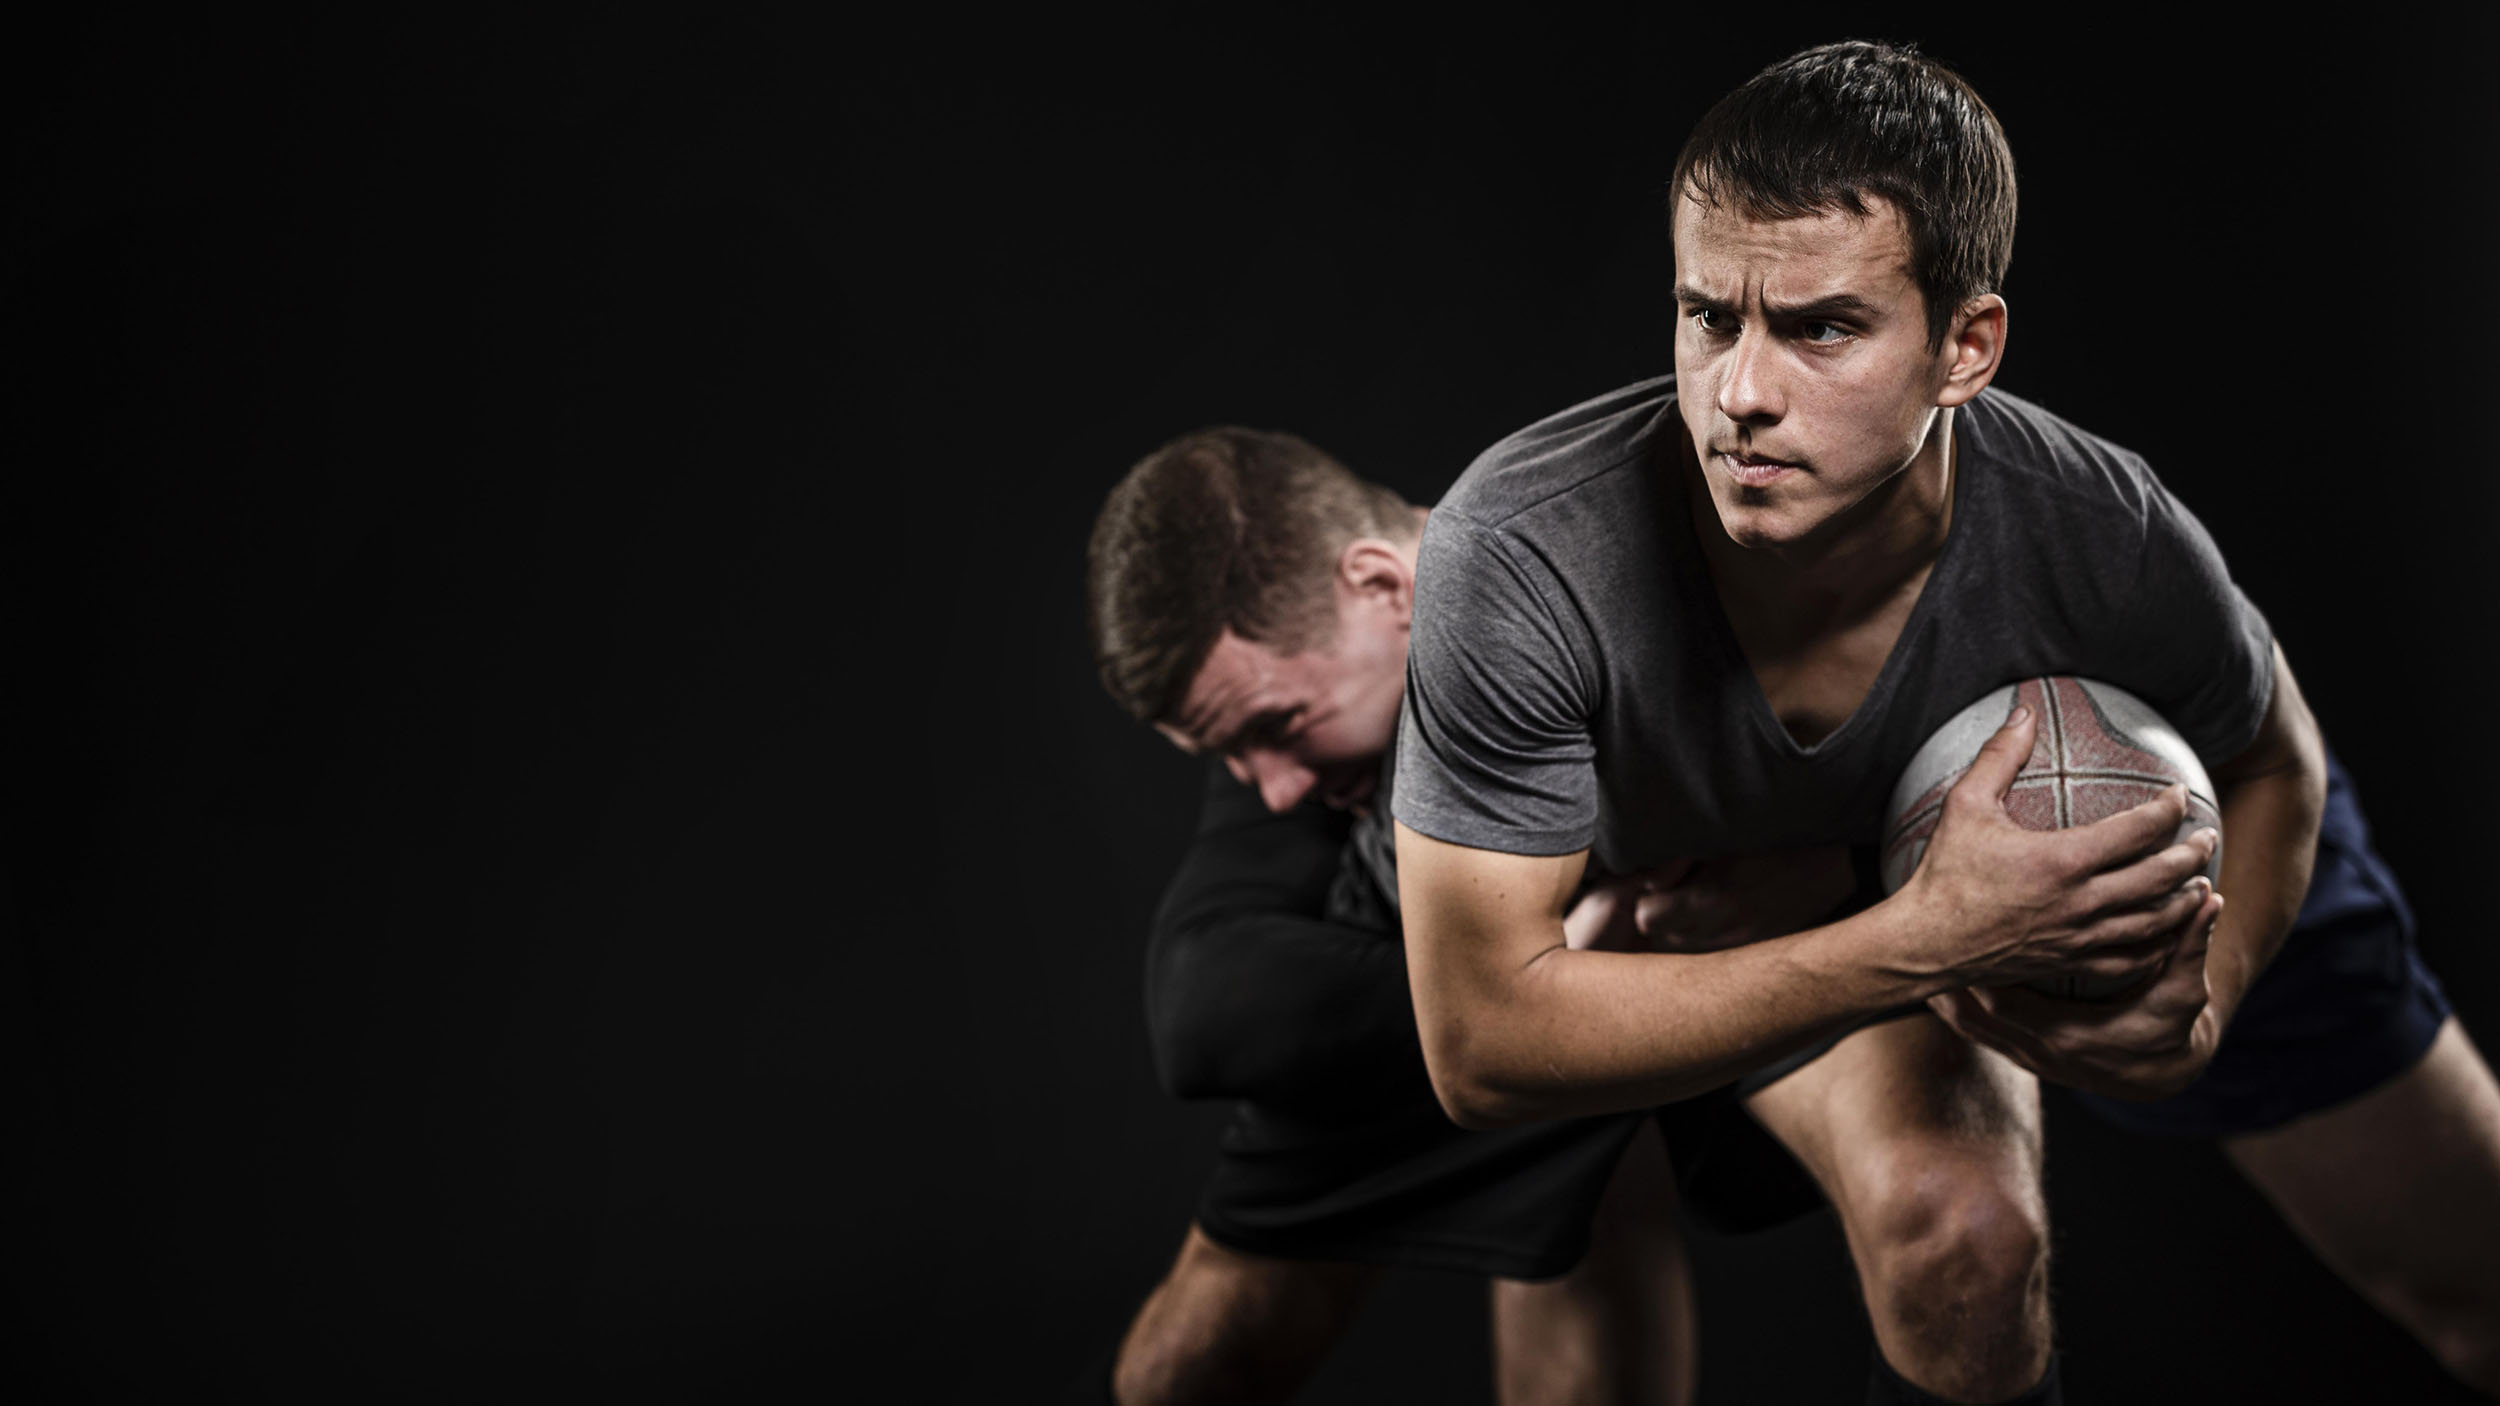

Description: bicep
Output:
[1392,819,1586,1010]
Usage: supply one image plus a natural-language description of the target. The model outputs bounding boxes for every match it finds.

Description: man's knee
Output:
[1851,1150,2050,1325]
[1839,1150,2054,1401]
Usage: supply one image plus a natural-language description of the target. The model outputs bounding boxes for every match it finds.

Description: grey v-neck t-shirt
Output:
[1394,375,2274,872]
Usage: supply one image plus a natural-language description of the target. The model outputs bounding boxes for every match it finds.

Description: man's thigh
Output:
[1740,1013,2043,1232]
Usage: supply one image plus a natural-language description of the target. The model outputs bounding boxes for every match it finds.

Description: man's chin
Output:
[1711,488,1839,553]
[1717,509,1808,551]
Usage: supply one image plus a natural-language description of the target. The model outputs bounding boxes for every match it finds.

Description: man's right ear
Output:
[1338,538,1415,621]
[1935,293,2007,409]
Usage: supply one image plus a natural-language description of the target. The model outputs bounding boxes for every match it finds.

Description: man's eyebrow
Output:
[1670,285,1886,322]
[1764,292,1885,322]
[1210,707,1290,756]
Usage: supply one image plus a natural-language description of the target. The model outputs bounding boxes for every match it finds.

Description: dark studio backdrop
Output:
[8,7,2496,1403]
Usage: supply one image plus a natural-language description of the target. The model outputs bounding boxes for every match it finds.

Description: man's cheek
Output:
[1313,732,1374,769]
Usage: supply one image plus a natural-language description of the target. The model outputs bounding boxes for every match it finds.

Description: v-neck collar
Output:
[1658,400,1983,761]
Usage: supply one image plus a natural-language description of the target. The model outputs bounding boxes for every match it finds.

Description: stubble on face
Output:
[1669,191,1956,563]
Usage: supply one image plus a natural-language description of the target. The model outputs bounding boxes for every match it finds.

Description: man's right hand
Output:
[1896,703,2218,993]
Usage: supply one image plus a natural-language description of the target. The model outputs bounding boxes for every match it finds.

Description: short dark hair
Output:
[1671,40,2016,349]
[1086,427,1415,725]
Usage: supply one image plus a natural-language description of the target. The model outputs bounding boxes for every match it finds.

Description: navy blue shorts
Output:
[2072,747,2452,1139]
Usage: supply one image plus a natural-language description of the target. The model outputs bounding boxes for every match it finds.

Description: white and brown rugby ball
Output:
[1880,676,2223,1000]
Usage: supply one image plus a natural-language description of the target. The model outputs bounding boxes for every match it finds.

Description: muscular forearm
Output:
[1415,901,1942,1126]
[1405,703,2223,1123]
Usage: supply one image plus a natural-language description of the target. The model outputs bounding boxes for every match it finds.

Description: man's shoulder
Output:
[1964,385,2169,527]
[1436,374,1679,532]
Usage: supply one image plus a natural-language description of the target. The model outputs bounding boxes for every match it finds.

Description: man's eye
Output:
[1799,321,1848,344]
[1691,307,1734,335]
[1250,710,1304,747]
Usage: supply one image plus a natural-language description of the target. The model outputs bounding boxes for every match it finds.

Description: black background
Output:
[9,8,2497,1403]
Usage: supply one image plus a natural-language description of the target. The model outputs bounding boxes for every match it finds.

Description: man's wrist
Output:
[1840,886,1968,1005]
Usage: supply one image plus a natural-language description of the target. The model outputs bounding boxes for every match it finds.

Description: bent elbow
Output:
[1431,1076,1524,1131]
[1420,1027,1534,1131]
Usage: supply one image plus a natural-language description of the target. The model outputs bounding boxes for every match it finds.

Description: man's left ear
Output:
[1339,539,1416,624]
[1935,293,2008,409]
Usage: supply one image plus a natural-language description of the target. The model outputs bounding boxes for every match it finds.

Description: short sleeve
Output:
[2130,481,2275,767]
[1392,509,1601,854]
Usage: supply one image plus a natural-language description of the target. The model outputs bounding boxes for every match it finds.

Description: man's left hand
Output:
[1929,887,2229,1101]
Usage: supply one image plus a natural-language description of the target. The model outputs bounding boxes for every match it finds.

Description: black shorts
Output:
[2072,747,2451,1138]
[1196,1085,1822,1281]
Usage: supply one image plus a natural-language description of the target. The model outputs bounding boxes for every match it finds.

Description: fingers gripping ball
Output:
[1881,677,2223,999]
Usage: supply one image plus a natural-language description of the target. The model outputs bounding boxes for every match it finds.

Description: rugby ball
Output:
[1880,676,2222,999]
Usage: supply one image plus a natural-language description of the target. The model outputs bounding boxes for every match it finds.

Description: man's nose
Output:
[1718,325,1783,425]
[1244,750,1318,814]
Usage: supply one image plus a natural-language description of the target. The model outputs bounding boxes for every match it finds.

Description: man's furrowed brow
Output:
[1671,284,1887,323]
[1762,291,1887,322]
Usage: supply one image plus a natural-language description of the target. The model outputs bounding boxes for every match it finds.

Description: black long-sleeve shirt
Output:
[1143,762,1430,1116]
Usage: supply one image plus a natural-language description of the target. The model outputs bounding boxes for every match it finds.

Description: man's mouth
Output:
[1716,450,1803,487]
